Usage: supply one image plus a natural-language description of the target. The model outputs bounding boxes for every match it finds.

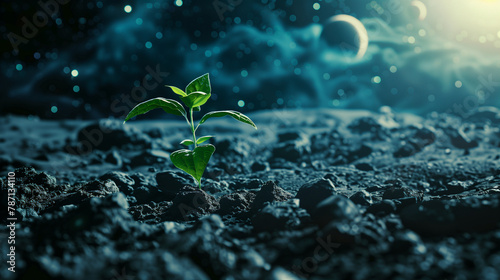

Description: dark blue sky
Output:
[1,0,499,119]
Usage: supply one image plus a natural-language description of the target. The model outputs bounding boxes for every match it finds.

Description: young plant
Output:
[123,73,257,188]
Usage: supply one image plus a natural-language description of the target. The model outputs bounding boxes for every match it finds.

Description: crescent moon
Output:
[326,14,369,59]
[410,0,427,20]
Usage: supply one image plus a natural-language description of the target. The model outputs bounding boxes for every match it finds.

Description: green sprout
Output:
[123,73,257,188]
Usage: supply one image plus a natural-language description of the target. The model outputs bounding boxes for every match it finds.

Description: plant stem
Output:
[190,108,197,148]
[189,108,201,188]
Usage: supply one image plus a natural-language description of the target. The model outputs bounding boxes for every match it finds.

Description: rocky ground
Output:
[1,107,500,280]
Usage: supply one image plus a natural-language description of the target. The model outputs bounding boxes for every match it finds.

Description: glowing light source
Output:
[410,1,427,21]
[124,5,132,13]
[51,106,58,113]
[238,100,245,107]
[430,0,500,48]
[372,76,381,84]
[71,69,79,77]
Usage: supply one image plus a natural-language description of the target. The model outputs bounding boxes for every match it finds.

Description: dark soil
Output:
[1,107,500,280]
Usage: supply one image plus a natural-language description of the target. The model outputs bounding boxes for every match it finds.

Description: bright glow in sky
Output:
[425,0,500,50]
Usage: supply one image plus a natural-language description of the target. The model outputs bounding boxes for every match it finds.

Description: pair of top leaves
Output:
[123,73,257,188]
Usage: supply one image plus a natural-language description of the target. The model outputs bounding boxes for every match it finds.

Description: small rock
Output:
[251,161,268,172]
[447,126,478,150]
[251,181,293,211]
[355,163,374,171]
[278,131,302,142]
[82,179,120,195]
[348,117,382,134]
[272,142,302,162]
[367,200,397,216]
[99,171,135,195]
[393,142,419,158]
[296,178,336,213]
[346,144,372,163]
[443,180,472,195]
[311,195,359,227]
[349,190,373,206]
[251,199,308,232]
[414,126,437,146]
[390,230,427,255]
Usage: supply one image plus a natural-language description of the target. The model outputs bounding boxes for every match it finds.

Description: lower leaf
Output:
[170,144,216,187]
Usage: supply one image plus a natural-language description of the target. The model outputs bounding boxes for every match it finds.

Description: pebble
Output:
[311,195,359,227]
[296,178,337,213]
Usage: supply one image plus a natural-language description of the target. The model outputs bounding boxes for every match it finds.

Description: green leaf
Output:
[123,98,186,123]
[166,85,187,97]
[170,144,216,187]
[196,136,214,145]
[180,139,194,146]
[193,106,201,112]
[185,73,211,95]
[180,91,211,108]
[199,110,257,129]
